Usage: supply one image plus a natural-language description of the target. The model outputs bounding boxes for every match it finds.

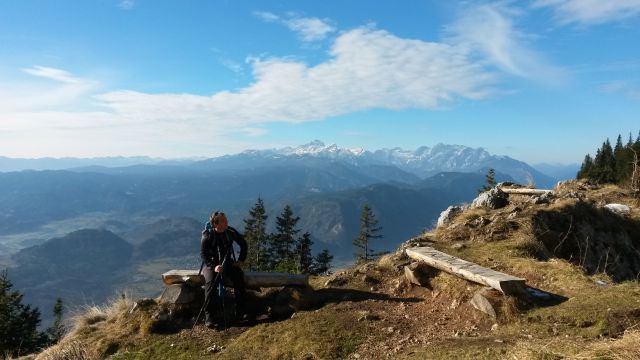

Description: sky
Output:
[1,0,639,164]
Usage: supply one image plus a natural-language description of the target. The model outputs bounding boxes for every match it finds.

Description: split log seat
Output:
[162,270,309,289]
[405,246,527,296]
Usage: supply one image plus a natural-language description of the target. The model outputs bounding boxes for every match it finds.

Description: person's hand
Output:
[234,261,244,268]
[214,265,223,273]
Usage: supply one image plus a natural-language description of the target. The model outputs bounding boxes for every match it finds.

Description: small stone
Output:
[206,344,223,353]
[387,326,395,333]
[491,323,499,331]
[449,299,459,309]
[494,339,504,343]
[451,243,466,250]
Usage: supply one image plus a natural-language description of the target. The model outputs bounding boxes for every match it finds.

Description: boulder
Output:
[604,203,631,217]
[159,283,199,305]
[437,206,463,228]
[470,287,504,319]
[471,188,509,209]
[403,262,436,287]
[531,191,554,204]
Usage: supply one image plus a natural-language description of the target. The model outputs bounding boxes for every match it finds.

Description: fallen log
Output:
[499,188,553,195]
[162,270,309,288]
[405,247,527,296]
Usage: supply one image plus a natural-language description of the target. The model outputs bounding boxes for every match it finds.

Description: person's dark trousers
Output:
[226,265,247,316]
[202,264,247,319]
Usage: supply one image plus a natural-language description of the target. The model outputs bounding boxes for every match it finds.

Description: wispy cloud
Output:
[0,66,98,112]
[255,11,336,42]
[600,80,640,100]
[447,3,566,83]
[533,0,640,25]
[22,65,84,84]
[118,0,135,10]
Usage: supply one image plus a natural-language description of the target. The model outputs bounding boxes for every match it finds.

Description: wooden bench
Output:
[405,247,527,296]
[162,270,309,289]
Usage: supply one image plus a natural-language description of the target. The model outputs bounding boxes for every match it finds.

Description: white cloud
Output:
[22,65,84,84]
[254,12,336,42]
[285,17,336,42]
[447,4,566,83]
[118,0,135,10]
[534,0,640,25]
[95,28,495,127]
[0,66,97,112]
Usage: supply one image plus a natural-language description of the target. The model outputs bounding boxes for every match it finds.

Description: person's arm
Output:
[229,227,248,263]
[200,229,220,268]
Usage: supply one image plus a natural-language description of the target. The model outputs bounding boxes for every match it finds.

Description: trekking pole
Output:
[192,246,233,330]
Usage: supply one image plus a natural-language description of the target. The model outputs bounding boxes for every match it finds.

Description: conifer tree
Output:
[577,154,594,179]
[46,298,64,344]
[353,204,384,263]
[296,232,314,274]
[0,270,47,357]
[312,249,334,275]
[273,205,300,265]
[243,197,268,270]
[478,168,496,194]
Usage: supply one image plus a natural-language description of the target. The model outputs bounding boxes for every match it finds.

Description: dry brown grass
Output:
[33,295,155,360]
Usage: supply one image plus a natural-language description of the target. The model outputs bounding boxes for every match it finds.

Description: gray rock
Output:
[470,287,502,319]
[403,262,434,287]
[471,188,509,209]
[604,203,631,217]
[159,283,198,305]
[531,191,554,204]
[437,205,463,228]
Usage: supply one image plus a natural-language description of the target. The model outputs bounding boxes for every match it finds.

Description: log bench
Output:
[162,270,309,289]
[405,246,527,296]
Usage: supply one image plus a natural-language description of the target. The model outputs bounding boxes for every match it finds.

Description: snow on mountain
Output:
[238,140,556,187]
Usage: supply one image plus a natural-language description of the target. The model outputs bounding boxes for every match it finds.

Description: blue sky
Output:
[1,0,639,164]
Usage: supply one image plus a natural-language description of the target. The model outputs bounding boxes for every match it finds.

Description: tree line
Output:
[243,198,388,272]
[242,198,333,274]
[577,131,640,190]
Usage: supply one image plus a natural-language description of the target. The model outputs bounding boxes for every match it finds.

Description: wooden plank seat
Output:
[405,247,527,296]
[162,270,309,289]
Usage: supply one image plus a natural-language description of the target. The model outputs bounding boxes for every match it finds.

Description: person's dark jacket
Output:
[200,224,247,268]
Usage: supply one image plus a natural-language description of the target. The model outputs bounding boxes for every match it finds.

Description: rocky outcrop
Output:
[471,188,509,209]
[437,206,463,228]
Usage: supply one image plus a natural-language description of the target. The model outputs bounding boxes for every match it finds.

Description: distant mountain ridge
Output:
[1,141,559,187]
[219,140,555,187]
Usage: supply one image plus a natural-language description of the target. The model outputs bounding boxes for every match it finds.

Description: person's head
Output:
[210,211,228,233]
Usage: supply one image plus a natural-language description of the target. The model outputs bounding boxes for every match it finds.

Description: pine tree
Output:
[353,204,384,263]
[614,134,628,182]
[0,270,47,357]
[478,168,496,194]
[273,205,300,265]
[243,197,268,270]
[46,298,64,344]
[296,232,314,274]
[577,154,594,179]
[312,249,334,275]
